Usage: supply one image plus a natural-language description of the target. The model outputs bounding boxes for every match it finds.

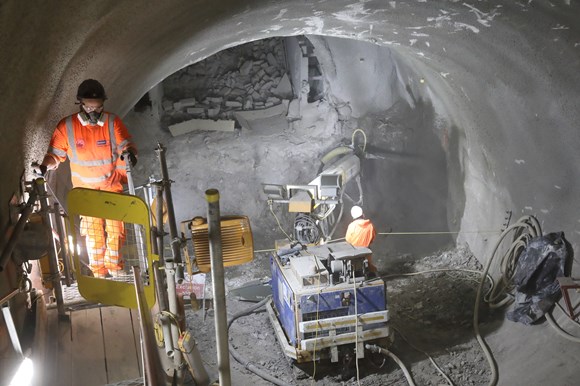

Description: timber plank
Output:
[71,308,107,386]
[43,309,59,386]
[57,312,73,386]
[101,306,141,383]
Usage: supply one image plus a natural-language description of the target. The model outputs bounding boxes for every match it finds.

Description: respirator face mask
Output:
[80,102,104,124]
[87,110,103,124]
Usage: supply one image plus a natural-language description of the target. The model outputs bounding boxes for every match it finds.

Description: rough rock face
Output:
[161,37,289,128]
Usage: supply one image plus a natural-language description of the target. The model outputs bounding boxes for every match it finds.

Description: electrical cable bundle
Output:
[472,215,562,386]
[294,213,320,244]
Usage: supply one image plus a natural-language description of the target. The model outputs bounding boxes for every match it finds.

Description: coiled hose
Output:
[474,215,542,386]
[546,311,580,343]
[228,296,293,386]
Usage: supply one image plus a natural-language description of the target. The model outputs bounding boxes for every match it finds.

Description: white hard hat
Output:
[351,205,363,219]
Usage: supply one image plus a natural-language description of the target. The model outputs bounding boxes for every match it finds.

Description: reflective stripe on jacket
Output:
[345,219,376,248]
[47,112,135,192]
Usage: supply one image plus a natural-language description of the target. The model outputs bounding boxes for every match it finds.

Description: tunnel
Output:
[1,1,579,385]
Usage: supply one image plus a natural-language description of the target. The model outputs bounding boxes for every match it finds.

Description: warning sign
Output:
[175,272,206,300]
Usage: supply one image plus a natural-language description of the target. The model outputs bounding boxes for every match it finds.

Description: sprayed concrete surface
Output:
[1,1,580,385]
[122,34,579,385]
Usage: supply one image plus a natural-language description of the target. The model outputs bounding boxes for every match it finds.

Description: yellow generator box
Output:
[190,216,254,273]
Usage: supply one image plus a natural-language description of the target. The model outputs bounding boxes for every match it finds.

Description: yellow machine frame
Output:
[67,188,157,309]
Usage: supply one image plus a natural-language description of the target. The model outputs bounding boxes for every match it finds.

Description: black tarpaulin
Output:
[506,232,571,325]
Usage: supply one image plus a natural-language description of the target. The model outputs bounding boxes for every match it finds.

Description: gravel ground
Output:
[186,244,497,386]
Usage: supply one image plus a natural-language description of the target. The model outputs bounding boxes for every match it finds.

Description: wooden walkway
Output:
[44,305,143,386]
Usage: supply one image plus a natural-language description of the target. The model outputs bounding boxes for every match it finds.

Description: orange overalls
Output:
[345,218,377,271]
[47,112,136,277]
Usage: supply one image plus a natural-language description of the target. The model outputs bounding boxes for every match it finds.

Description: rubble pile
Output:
[161,37,293,128]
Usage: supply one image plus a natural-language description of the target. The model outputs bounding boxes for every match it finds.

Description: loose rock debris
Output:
[161,37,291,129]
[187,245,495,385]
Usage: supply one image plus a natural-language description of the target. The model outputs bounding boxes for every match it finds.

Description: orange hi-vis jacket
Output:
[345,219,376,248]
[47,112,135,192]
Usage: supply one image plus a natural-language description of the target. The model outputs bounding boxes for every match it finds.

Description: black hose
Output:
[228,296,293,386]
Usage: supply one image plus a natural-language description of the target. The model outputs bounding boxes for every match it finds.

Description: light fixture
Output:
[9,357,33,386]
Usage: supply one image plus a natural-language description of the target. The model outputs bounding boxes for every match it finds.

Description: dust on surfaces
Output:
[186,245,494,385]
[122,34,496,385]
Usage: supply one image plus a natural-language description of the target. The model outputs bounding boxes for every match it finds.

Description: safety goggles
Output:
[81,102,104,113]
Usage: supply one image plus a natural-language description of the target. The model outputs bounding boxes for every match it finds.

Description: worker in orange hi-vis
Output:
[345,205,377,272]
[33,79,138,278]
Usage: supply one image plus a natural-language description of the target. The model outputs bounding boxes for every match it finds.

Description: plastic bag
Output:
[506,232,571,325]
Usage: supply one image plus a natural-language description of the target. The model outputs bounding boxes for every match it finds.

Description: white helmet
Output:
[351,205,363,219]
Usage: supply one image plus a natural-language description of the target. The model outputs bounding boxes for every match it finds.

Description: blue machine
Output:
[267,241,390,363]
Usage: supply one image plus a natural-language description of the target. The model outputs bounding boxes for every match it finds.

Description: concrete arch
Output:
[2,2,580,385]
[2,0,580,261]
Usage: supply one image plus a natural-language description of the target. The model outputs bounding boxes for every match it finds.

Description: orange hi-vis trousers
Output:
[81,216,125,277]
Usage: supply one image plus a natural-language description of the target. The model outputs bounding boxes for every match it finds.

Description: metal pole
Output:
[133,266,165,386]
[155,184,165,265]
[206,189,231,386]
[36,179,65,316]
[153,261,174,359]
[0,289,19,305]
[153,183,180,375]
[152,185,175,359]
[53,203,72,287]
[155,143,182,266]
[121,152,162,384]
[154,144,184,382]
[123,152,146,268]
[123,151,136,195]
[0,189,38,272]
[164,261,183,382]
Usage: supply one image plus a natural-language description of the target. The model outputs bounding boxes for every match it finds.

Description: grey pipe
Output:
[36,179,65,316]
[0,188,37,272]
[133,266,166,386]
[206,189,231,386]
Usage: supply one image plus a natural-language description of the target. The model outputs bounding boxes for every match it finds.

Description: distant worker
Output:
[346,205,377,272]
[34,79,138,278]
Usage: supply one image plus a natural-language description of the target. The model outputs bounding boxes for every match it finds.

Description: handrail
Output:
[0,288,20,305]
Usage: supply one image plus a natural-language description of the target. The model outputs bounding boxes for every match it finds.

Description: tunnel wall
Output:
[1,2,580,385]
[307,35,406,117]
[1,0,580,291]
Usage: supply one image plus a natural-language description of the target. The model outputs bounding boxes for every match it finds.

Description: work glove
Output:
[31,162,47,177]
[121,150,138,167]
